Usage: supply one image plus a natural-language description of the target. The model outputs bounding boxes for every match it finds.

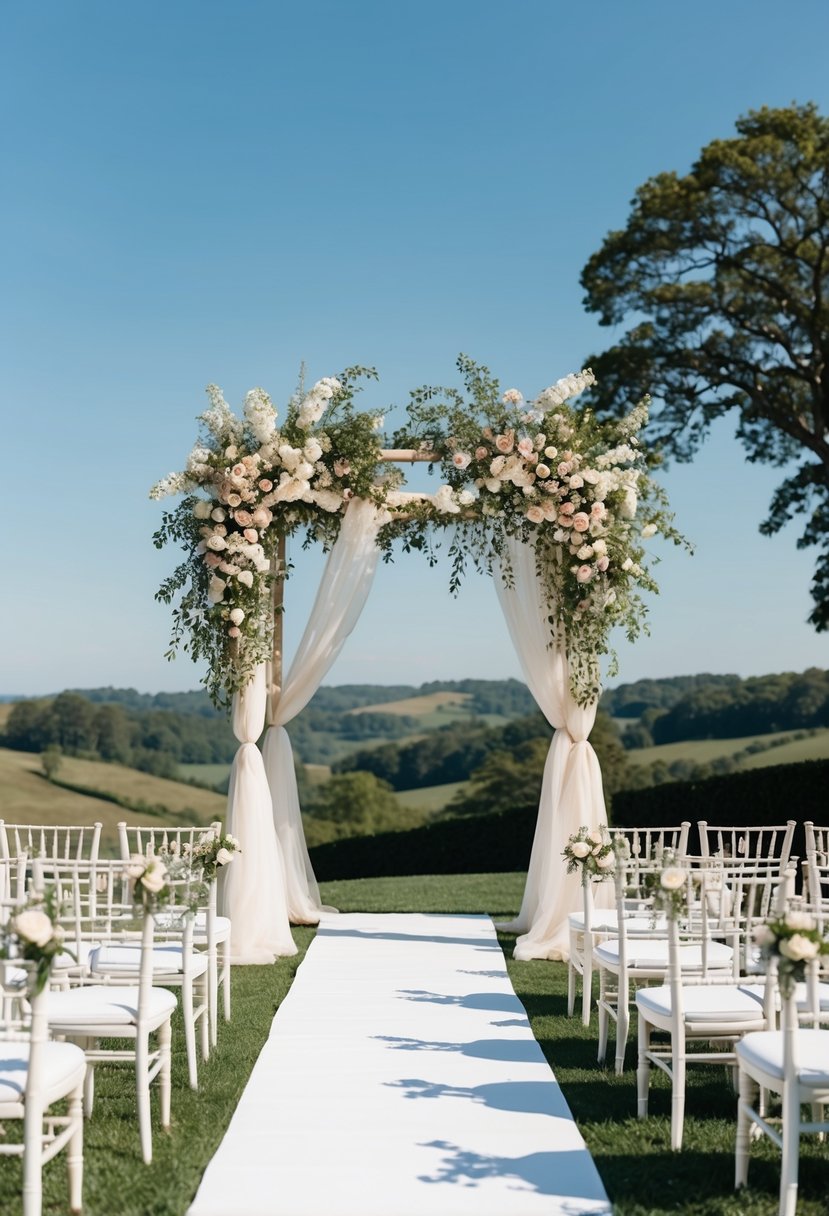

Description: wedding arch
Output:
[151,357,684,963]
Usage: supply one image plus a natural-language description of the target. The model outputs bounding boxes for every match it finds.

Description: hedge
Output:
[308,758,829,880]
[610,758,829,861]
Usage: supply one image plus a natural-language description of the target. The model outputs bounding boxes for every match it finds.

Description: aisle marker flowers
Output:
[753,908,829,995]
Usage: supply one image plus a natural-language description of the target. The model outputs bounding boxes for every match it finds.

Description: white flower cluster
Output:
[534,368,597,412]
[297,377,342,430]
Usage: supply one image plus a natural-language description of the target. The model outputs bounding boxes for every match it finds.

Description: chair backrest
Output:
[803,822,829,905]
[117,821,222,862]
[0,820,102,863]
[696,820,795,867]
[613,823,691,863]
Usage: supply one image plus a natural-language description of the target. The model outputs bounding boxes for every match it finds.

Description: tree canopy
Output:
[581,103,829,628]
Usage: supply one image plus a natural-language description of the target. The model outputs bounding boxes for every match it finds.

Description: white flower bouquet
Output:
[152,368,386,704]
[1,887,68,993]
[186,832,241,882]
[563,826,615,880]
[390,355,688,706]
[753,908,829,995]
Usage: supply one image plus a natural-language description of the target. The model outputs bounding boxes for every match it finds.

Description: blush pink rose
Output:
[228,625,241,638]
[576,565,594,583]
[231,463,246,479]
[258,479,273,492]
[204,552,222,568]
[243,528,259,543]
[474,447,488,461]
[234,509,254,527]
[334,459,351,477]
[597,555,610,572]
[494,432,514,454]
[517,438,534,458]
[572,512,590,532]
[251,507,272,529]
[557,514,574,527]
[227,493,242,508]
[525,505,545,524]
[559,501,575,515]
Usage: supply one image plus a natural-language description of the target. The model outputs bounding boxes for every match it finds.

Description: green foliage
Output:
[39,743,62,780]
[581,102,829,630]
[305,770,401,833]
[650,667,829,742]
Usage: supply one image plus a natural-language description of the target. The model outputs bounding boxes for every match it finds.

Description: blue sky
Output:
[3,0,828,695]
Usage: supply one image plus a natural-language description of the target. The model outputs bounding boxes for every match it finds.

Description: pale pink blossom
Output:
[251,507,273,529]
[258,479,273,492]
[597,555,610,572]
[243,528,259,543]
[204,552,222,569]
[572,512,590,532]
[234,509,254,527]
[474,447,488,461]
[557,514,574,528]
[231,463,246,479]
[559,501,575,515]
[494,432,515,454]
[557,461,571,477]
[228,625,241,638]
[525,505,545,524]
[536,464,550,479]
[502,389,523,405]
[334,459,351,477]
[226,493,242,508]
[517,438,534,458]
[576,565,594,583]
[452,452,472,469]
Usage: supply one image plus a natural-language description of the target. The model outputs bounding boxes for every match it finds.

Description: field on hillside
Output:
[627,727,829,769]
[0,748,226,852]
[348,691,472,716]
[395,780,468,812]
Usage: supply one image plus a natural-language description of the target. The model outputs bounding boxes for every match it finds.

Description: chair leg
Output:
[597,972,609,1065]
[182,980,198,1090]
[22,1100,43,1216]
[581,940,593,1027]
[200,974,210,1062]
[135,1032,153,1165]
[671,1039,686,1151]
[735,1066,757,1189]
[83,1055,95,1118]
[780,1079,800,1216]
[159,1018,172,1129]
[615,980,630,1074]
[67,1081,84,1214]
[637,1013,650,1118]
[222,937,231,1022]
[209,943,219,1048]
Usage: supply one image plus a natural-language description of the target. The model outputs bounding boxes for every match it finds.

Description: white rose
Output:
[207,534,227,552]
[587,829,604,846]
[124,854,148,880]
[211,507,226,523]
[641,523,657,538]
[596,853,614,870]
[752,923,776,947]
[570,841,590,859]
[193,500,213,520]
[779,934,820,962]
[13,909,54,948]
[303,438,323,463]
[660,867,686,891]
[784,910,816,932]
[237,570,254,588]
[215,847,234,866]
[140,861,168,895]
[229,608,245,626]
[208,575,227,604]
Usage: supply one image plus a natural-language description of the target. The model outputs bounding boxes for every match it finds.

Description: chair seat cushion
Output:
[594,938,733,972]
[739,981,829,1013]
[89,944,208,978]
[0,1041,86,1107]
[637,983,767,1024]
[52,941,98,972]
[45,984,177,1028]
[737,1029,829,1087]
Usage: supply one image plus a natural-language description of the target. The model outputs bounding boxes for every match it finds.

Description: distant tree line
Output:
[619,668,829,747]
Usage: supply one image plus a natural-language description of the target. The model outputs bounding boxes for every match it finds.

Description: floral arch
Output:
[152,357,684,963]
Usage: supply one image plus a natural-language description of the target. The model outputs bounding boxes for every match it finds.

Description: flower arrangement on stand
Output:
[753,908,829,996]
[0,888,68,993]
[151,367,387,704]
[124,855,171,909]
[390,354,689,706]
[563,826,615,880]
[646,856,692,920]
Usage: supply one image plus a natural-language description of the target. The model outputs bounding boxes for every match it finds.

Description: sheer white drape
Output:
[263,497,389,923]
[495,537,608,961]
[222,664,297,962]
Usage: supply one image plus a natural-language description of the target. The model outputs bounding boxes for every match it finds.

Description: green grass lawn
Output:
[3,873,826,1215]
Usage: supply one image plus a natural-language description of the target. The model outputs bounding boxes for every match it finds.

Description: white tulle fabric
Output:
[222,665,297,962]
[495,537,608,961]
[263,497,389,923]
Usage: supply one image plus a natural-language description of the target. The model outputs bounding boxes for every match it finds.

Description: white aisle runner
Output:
[188,913,611,1216]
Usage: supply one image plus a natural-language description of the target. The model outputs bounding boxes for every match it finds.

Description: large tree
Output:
[581,103,829,627]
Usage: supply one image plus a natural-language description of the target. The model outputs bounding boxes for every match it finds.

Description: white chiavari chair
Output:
[0,912,85,1215]
[118,820,231,1048]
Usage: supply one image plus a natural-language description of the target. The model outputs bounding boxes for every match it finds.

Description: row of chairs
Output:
[0,819,237,1216]
[567,818,829,1216]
